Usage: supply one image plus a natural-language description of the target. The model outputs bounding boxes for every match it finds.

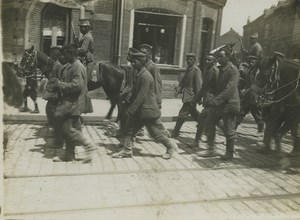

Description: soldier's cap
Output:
[127,48,139,61]
[273,51,286,58]
[79,18,90,26]
[247,55,258,60]
[250,33,258,39]
[138,44,152,51]
[130,52,146,63]
[215,46,232,56]
[186,52,196,58]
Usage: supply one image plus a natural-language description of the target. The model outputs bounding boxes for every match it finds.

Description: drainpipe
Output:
[190,0,197,52]
[117,0,124,65]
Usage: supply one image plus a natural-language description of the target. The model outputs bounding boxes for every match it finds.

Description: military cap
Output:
[247,55,258,60]
[250,33,258,39]
[216,46,232,56]
[79,18,90,26]
[130,52,146,64]
[186,52,196,57]
[127,47,139,61]
[274,51,286,58]
[138,44,152,51]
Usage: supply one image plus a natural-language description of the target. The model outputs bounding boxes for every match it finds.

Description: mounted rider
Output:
[77,18,95,82]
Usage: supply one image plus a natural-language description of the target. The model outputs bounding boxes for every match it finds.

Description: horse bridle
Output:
[260,61,300,107]
[20,49,51,81]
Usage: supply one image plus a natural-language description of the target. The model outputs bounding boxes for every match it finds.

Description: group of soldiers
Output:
[30,17,297,163]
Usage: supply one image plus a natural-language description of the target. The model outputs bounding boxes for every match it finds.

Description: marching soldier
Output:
[236,55,264,134]
[112,52,178,159]
[78,18,94,82]
[192,54,219,149]
[204,47,240,160]
[52,45,95,163]
[172,53,203,137]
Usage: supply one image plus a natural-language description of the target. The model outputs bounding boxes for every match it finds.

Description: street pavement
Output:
[3,100,300,219]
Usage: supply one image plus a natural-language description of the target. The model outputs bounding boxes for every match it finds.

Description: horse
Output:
[256,53,300,154]
[19,46,125,119]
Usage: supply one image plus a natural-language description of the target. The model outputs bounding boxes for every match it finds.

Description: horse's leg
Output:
[106,100,116,120]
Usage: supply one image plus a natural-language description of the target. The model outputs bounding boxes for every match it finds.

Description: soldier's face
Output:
[186,57,195,67]
[132,59,143,71]
[217,51,229,66]
[205,56,215,66]
[80,26,89,34]
[249,59,257,68]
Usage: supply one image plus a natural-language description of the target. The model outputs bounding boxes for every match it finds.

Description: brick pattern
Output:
[3,118,300,218]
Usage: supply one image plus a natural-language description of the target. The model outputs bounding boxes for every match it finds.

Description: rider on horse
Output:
[78,18,95,82]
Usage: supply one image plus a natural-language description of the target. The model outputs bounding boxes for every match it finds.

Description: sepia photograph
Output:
[1,0,300,219]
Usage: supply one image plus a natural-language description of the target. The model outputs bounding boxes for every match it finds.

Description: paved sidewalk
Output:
[3,98,195,122]
[3,118,300,219]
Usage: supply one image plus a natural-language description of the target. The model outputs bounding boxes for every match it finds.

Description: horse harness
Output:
[21,50,52,81]
[259,59,300,107]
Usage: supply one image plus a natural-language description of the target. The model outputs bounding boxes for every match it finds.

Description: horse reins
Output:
[261,66,300,106]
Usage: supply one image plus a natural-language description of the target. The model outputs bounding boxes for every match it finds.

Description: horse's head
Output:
[18,45,37,76]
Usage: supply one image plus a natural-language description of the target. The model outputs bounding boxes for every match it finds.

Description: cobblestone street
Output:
[3,117,300,219]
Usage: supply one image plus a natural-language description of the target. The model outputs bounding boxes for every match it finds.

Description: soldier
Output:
[204,47,240,160]
[112,52,178,159]
[246,33,263,61]
[52,44,95,163]
[192,54,219,149]
[78,18,94,82]
[172,53,203,137]
[236,55,264,134]
[138,44,163,108]
[44,46,66,148]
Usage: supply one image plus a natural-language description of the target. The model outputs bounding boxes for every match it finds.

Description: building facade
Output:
[243,0,300,60]
[2,0,227,69]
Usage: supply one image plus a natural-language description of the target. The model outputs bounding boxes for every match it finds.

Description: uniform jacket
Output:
[127,67,161,119]
[145,60,163,107]
[121,67,136,103]
[178,65,203,103]
[249,42,263,60]
[56,59,91,116]
[78,32,94,62]
[212,62,240,114]
[44,61,64,100]
[194,64,219,105]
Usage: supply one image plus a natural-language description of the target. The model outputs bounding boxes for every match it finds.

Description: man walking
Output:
[203,47,240,160]
[172,53,203,137]
[112,52,178,159]
[192,54,219,149]
[52,45,95,163]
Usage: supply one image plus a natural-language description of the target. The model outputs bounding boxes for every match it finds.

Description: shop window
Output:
[133,8,184,66]
[41,4,71,55]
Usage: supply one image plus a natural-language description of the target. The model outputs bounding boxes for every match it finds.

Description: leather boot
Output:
[172,119,184,137]
[289,137,300,157]
[19,99,31,112]
[53,146,75,162]
[194,124,204,148]
[159,137,178,160]
[30,102,40,114]
[198,137,216,157]
[220,139,234,161]
[112,136,133,158]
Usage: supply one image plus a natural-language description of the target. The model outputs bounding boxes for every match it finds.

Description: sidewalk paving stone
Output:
[3,113,300,219]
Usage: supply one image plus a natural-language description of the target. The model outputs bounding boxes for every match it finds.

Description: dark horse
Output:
[19,46,124,119]
[257,54,300,154]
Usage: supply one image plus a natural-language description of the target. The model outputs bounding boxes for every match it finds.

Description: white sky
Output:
[221,0,281,35]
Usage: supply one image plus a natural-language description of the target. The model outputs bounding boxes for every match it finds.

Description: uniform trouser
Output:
[236,102,264,130]
[86,61,95,82]
[60,115,91,154]
[123,116,172,151]
[23,78,37,101]
[178,102,200,121]
[205,109,237,147]
[46,100,64,145]
[195,107,210,139]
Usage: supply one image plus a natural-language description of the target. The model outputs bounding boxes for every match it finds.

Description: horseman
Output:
[236,55,264,134]
[244,33,263,62]
[77,18,95,82]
